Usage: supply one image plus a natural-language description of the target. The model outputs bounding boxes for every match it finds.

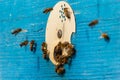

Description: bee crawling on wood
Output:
[63,42,76,57]
[20,40,29,47]
[58,55,69,64]
[54,42,63,62]
[64,8,71,19]
[30,40,37,52]
[11,28,22,36]
[88,20,99,27]
[41,42,47,52]
[67,44,76,57]
[62,41,69,48]
[41,42,49,60]
[55,64,65,75]
[43,51,49,60]
[54,42,62,55]
[43,8,53,14]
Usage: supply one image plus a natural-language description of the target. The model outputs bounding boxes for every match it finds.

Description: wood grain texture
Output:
[0,0,120,80]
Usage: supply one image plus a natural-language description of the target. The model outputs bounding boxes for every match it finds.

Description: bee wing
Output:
[74,11,80,15]
[11,29,14,33]
[21,29,28,33]
[99,35,103,39]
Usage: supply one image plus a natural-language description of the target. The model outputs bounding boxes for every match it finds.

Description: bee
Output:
[65,44,76,57]
[43,8,53,14]
[55,64,65,74]
[88,20,99,27]
[101,33,110,41]
[11,28,22,36]
[64,8,71,19]
[55,55,60,62]
[61,56,69,64]
[54,42,63,62]
[99,30,110,42]
[20,40,29,47]
[56,55,68,64]
[54,42,62,55]
[62,41,69,48]
[30,40,35,51]
[43,52,49,60]
[41,42,47,52]
[68,47,76,57]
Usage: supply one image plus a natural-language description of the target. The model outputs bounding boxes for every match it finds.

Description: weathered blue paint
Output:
[0,0,120,80]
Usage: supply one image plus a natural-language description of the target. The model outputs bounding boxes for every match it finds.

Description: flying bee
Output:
[88,20,99,27]
[99,30,110,42]
[11,28,22,36]
[64,8,71,19]
[30,40,35,51]
[41,42,47,52]
[20,40,29,47]
[43,8,53,14]
[101,33,110,41]
[55,64,65,75]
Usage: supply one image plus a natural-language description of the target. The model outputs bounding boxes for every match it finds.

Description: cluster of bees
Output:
[41,6,73,75]
[11,4,110,75]
[41,41,75,74]
[11,28,37,52]
[54,42,75,74]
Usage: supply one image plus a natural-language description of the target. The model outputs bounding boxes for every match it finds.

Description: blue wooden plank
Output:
[0,0,120,80]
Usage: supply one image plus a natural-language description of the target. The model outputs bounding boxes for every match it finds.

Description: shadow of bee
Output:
[11,28,22,36]
[43,8,53,14]
[20,40,29,47]
[88,20,99,27]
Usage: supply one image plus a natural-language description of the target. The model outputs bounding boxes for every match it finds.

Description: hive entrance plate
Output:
[46,1,76,65]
